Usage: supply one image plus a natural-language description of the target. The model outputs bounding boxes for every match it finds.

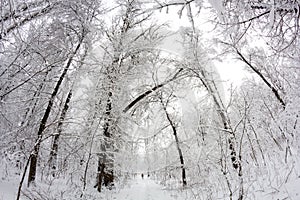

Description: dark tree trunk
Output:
[16,154,32,200]
[96,157,105,192]
[48,89,72,177]
[96,91,114,192]
[123,68,183,113]
[194,69,242,172]
[27,41,83,187]
[96,153,114,192]
[193,69,244,198]
[236,49,285,109]
[162,102,187,186]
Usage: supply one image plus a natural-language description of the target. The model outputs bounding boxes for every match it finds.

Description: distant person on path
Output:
[141,173,144,179]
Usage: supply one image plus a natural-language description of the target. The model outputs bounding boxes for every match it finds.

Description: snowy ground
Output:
[107,177,178,200]
[0,179,18,200]
[0,177,179,200]
[1,175,299,199]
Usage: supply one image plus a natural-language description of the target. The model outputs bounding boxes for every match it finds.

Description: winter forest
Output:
[0,0,299,199]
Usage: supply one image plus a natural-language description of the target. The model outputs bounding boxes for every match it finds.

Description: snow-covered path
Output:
[0,177,179,200]
[112,178,176,200]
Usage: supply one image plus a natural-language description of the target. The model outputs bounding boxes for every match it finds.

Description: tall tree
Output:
[158,91,187,186]
[89,0,163,192]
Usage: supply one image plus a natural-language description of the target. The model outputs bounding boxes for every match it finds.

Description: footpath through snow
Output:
[0,176,179,200]
[110,177,177,200]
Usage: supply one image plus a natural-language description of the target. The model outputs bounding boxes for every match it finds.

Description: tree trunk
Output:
[95,91,114,191]
[96,152,114,192]
[81,102,101,195]
[193,69,243,198]
[27,40,83,186]
[236,49,285,109]
[123,68,183,113]
[16,154,32,200]
[162,102,187,186]
[194,69,242,171]
[48,89,72,177]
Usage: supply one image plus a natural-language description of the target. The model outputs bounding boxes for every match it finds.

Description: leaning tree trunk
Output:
[48,41,88,177]
[193,70,243,199]
[236,49,285,109]
[27,40,83,186]
[123,68,183,113]
[161,100,187,187]
[48,89,72,177]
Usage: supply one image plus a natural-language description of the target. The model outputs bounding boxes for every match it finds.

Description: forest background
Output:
[0,0,299,199]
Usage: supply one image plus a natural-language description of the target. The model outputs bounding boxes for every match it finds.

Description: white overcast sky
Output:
[153,5,249,88]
